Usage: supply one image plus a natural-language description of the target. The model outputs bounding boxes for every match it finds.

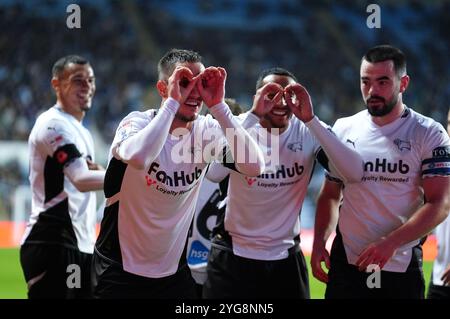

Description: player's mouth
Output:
[367,98,384,105]
[184,99,201,111]
[77,92,92,103]
[270,108,289,117]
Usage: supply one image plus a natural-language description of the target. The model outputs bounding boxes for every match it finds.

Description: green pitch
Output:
[0,248,27,298]
[0,248,433,299]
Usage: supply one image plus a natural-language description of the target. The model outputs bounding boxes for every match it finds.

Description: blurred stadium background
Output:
[0,0,448,298]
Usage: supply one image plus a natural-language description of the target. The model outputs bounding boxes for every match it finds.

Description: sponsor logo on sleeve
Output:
[118,120,134,141]
[49,135,64,145]
[432,146,450,158]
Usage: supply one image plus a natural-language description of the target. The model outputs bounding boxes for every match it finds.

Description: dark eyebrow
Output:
[360,76,391,81]
[71,75,95,80]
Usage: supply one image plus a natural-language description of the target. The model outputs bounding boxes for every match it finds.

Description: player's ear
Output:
[51,77,60,94]
[399,75,409,93]
[156,80,168,98]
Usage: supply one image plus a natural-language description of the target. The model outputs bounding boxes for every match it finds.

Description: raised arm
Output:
[197,67,265,177]
[112,66,199,170]
[285,83,364,183]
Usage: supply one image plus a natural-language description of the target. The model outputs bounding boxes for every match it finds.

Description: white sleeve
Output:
[206,162,231,183]
[40,118,81,162]
[209,102,265,177]
[112,98,180,170]
[240,111,260,129]
[64,157,105,192]
[420,122,450,179]
[305,116,363,183]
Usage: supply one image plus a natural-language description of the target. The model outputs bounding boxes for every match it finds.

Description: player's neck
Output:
[260,120,289,134]
[169,118,193,134]
[56,102,84,122]
[371,102,405,127]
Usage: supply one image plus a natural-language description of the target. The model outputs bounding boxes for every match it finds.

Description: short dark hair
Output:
[255,67,298,90]
[362,45,407,77]
[158,49,202,80]
[52,55,89,78]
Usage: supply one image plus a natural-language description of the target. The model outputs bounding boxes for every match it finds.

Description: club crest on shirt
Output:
[393,138,411,152]
[287,142,303,152]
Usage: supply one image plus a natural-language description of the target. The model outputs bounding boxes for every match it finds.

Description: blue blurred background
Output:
[0,0,449,227]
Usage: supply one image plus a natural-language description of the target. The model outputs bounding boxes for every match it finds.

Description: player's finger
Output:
[272,90,283,105]
[324,252,331,270]
[441,271,450,284]
[311,257,329,283]
[261,82,283,96]
[356,249,372,271]
[173,66,193,79]
[217,67,227,81]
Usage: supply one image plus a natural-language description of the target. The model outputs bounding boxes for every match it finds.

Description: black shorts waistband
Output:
[212,230,301,256]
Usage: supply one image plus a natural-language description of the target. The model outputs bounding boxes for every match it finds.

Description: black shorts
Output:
[325,229,425,299]
[203,232,310,299]
[427,277,450,299]
[20,243,93,299]
[92,249,198,299]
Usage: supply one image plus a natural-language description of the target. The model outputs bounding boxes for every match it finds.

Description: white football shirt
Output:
[225,116,321,260]
[22,105,97,254]
[432,214,450,285]
[328,107,450,272]
[97,110,226,278]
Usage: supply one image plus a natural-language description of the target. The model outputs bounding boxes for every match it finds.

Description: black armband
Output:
[53,144,82,167]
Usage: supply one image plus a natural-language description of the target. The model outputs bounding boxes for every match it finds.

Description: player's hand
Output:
[355,237,397,271]
[167,66,199,104]
[311,242,331,283]
[441,265,450,285]
[196,67,226,108]
[86,157,105,171]
[284,83,315,123]
[250,82,284,118]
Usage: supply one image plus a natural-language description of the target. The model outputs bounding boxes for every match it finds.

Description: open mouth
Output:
[77,93,92,102]
[271,109,289,117]
[184,100,201,109]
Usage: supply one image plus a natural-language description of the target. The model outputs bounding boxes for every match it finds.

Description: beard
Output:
[262,112,292,130]
[366,94,398,117]
[80,104,91,112]
[175,112,197,123]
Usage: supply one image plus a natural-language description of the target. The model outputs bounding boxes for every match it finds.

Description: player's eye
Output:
[267,93,276,100]
[179,77,189,88]
[201,78,208,88]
